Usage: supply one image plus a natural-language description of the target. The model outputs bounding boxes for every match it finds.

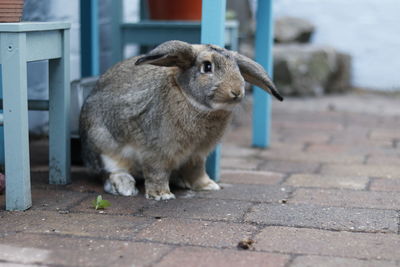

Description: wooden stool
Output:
[0,22,71,210]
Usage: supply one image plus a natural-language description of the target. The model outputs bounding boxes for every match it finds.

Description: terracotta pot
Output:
[147,0,202,21]
[0,0,24,22]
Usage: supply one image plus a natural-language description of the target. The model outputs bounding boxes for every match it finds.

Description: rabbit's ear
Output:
[135,40,196,69]
[234,52,283,101]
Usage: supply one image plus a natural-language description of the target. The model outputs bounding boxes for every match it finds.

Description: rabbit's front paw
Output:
[104,172,139,196]
[198,179,221,191]
[145,190,176,201]
[190,174,221,191]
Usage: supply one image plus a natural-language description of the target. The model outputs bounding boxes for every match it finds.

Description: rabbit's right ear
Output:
[135,40,196,69]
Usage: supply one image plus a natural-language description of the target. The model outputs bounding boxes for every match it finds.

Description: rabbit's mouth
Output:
[209,93,243,111]
[208,87,244,107]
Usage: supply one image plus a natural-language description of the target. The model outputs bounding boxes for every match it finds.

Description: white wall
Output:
[273,0,400,91]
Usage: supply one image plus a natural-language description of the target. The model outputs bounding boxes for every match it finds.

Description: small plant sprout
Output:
[92,195,111,210]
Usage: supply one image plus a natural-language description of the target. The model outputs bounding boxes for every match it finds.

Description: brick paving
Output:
[1,92,400,266]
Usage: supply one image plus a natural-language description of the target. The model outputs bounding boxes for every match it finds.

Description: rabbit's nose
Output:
[229,89,243,100]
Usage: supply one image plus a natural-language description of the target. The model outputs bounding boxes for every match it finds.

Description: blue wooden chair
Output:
[0,22,71,211]
[201,0,276,179]
[80,0,275,181]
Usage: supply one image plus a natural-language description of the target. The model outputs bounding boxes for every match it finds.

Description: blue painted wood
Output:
[0,70,4,166]
[0,22,70,32]
[49,29,71,185]
[80,0,99,77]
[252,0,274,148]
[0,32,32,210]
[0,22,71,210]
[110,0,123,65]
[201,0,226,182]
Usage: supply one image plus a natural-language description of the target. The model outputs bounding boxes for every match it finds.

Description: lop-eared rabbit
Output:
[80,40,283,200]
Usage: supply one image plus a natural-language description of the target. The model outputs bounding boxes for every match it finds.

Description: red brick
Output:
[369,129,400,141]
[291,255,398,267]
[220,157,263,171]
[259,160,320,174]
[156,247,289,267]
[321,163,400,179]
[0,210,151,239]
[220,170,284,185]
[136,218,257,248]
[290,188,400,209]
[0,233,171,266]
[255,226,400,260]
[71,193,149,215]
[370,178,400,192]
[284,174,369,190]
[367,155,400,165]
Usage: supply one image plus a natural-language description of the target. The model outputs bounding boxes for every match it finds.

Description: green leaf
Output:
[92,195,111,210]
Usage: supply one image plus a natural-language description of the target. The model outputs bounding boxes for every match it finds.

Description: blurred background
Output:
[21,0,400,134]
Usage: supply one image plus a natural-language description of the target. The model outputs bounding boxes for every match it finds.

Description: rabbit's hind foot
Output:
[104,172,139,196]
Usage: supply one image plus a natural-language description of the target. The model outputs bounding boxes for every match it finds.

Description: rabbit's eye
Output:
[201,61,213,73]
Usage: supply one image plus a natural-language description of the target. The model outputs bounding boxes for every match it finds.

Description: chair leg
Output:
[1,32,31,211]
[48,29,71,185]
[201,0,226,182]
[252,0,274,148]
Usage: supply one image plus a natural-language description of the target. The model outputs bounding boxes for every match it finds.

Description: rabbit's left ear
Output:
[233,52,283,101]
[135,40,196,69]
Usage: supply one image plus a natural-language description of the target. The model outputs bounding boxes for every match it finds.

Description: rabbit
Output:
[79,40,283,200]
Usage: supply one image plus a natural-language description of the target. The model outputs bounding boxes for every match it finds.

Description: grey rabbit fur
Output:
[79,40,283,200]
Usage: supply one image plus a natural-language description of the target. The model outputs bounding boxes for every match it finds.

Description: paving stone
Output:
[370,178,400,192]
[0,233,172,267]
[329,136,393,147]
[272,121,343,132]
[71,193,150,215]
[259,150,364,164]
[142,198,253,222]
[290,188,400,209]
[321,163,400,179]
[196,184,291,203]
[291,255,399,267]
[259,160,320,174]
[155,247,289,267]
[31,169,104,194]
[367,155,400,165]
[220,170,284,185]
[255,226,400,260]
[0,210,152,239]
[245,203,398,233]
[28,189,89,211]
[369,129,400,141]
[284,174,369,190]
[220,157,263,170]
[279,132,332,144]
[307,143,400,156]
[136,218,257,248]
[221,145,261,158]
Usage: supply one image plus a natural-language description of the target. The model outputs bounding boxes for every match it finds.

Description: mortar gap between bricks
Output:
[365,177,375,191]
[284,254,301,267]
[363,154,371,165]
[313,163,323,174]
[393,139,399,148]
[302,142,311,152]
[397,210,400,235]
[65,194,94,211]
[278,173,292,185]
[148,246,178,266]
[239,201,261,223]
[366,129,372,139]
[326,135,334,145]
